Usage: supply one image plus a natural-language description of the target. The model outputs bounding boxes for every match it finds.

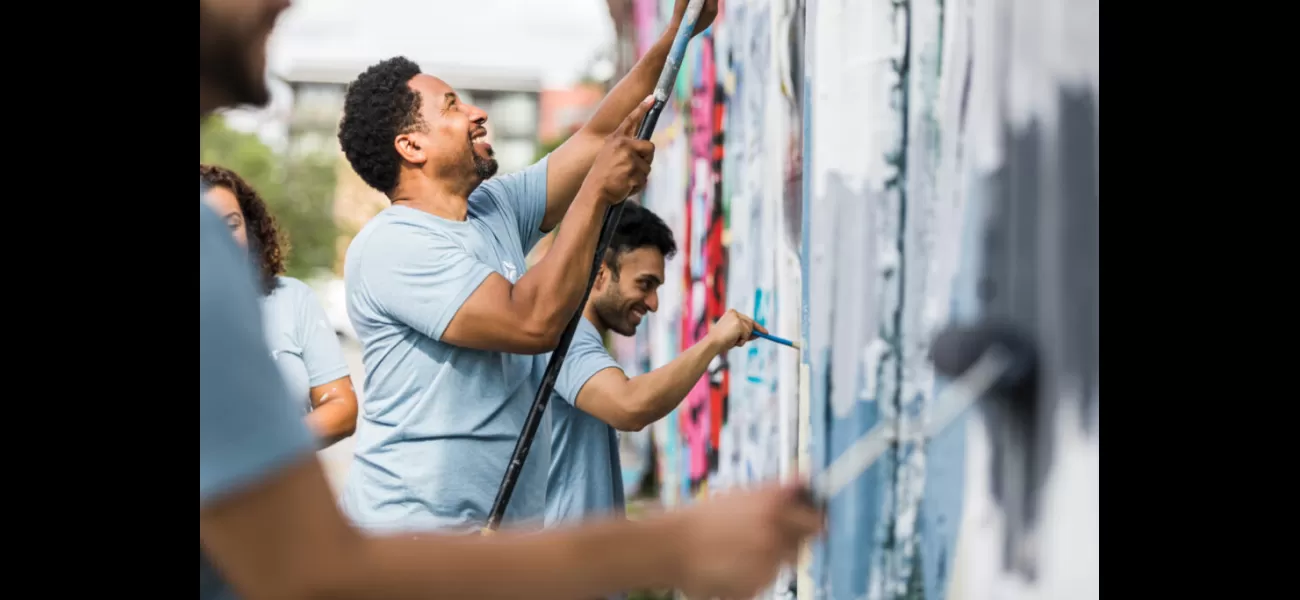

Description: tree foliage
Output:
[535,130,573,163]
[199,116,339,279]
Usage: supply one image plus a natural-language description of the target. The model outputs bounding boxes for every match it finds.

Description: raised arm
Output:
[540,0,719,231]
[441,104,655,353]
[576,310,763,431]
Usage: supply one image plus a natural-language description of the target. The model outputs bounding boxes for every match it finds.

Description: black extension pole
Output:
[482,0,706,533]
[482,104,663,533]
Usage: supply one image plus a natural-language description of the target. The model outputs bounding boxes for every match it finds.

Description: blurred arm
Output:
[200,456,688,600]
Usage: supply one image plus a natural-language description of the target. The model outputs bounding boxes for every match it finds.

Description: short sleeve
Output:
[199,204,315,503]
[475,156,550,253]
[359,225,494,342]
[288,279,352,387]
[554,322,623,407]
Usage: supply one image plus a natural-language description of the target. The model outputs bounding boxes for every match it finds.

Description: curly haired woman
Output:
[200,164,358,445]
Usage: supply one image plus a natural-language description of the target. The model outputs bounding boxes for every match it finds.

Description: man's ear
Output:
[394,133,427,164]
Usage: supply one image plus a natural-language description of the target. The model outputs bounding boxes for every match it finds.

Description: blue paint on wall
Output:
[747,289,774,385]
[800,0,824,594]
[916,151,993,598]
[918,406,966,598]
[827,398,888,598]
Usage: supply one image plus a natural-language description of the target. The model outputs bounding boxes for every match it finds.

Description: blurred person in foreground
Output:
[545,203,767,529]
[334,0,732,534]
[200,163,358,446]
[200,1,822,599]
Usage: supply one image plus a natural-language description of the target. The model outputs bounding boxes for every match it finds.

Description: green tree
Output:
[200,116,338,279]
[535,130,574,163]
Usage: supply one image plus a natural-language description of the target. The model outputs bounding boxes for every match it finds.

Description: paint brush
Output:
[753,330,802,349]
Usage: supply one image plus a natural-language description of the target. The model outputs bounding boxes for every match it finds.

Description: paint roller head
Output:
[929,322,1038,399]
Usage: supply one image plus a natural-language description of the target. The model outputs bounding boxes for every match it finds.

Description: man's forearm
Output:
[515,189,608,338]
[338,514,685,599]
[623,336,726,428]
[540,25,676,230]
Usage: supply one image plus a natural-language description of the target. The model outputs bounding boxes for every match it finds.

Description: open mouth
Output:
[470,129,491,152]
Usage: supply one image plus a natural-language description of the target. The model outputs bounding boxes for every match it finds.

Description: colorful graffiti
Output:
[631,1,809,597]
[678,28,717,490]
[617,0,1097,598]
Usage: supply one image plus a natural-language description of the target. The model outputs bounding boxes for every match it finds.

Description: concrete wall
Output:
[614,0,1097,598]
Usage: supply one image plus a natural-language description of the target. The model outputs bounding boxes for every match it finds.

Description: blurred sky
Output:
[269,0,614,87]
[225,0,615,145]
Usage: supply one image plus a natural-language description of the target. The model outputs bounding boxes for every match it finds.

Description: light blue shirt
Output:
[341,158,551,533]
[261,276,351,414]
[546,317,626,526]
[199,200,315,600]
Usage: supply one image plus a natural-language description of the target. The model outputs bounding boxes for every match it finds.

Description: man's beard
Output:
[472,141,499,181]
[199,8,271,108]
[592,290,638,337]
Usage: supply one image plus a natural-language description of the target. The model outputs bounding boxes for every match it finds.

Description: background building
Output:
[537,84,605,144]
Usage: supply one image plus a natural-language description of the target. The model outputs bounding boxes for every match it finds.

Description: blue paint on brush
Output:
[754,330,802,349]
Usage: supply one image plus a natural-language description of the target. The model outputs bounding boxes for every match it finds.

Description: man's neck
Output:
[390,175,473,221]
[582,303,608,336]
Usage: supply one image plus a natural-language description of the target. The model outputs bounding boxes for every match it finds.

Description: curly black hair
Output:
[199,164,286,295]
[603,201,678,280]
[338,56,427,196]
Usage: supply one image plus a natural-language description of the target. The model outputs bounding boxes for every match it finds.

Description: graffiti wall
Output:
[625,1,809,597]
[617,0,1098,598]
[626,0,798,499]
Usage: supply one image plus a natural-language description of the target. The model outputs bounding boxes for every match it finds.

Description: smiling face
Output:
[397,74,499,190]
[590,247,667,337]
[202,185,248,249]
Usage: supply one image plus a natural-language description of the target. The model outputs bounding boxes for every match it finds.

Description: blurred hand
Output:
[674,482,825,599]
[586,97,656,205]
[708,308,766,350]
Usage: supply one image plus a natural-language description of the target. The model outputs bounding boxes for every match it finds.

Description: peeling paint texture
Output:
[609,0,1097,598]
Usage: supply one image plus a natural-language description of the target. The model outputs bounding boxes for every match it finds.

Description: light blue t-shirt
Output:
[341,158,552,533]
[546,317,627,526]
[261,276,351,415]
[199,200,316,600]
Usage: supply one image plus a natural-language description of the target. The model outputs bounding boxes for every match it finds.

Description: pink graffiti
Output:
[679,39,718,487]
[689,42,715,158]
[680,278,711,483]
[632,0,659,59]
[683,375,711,481]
